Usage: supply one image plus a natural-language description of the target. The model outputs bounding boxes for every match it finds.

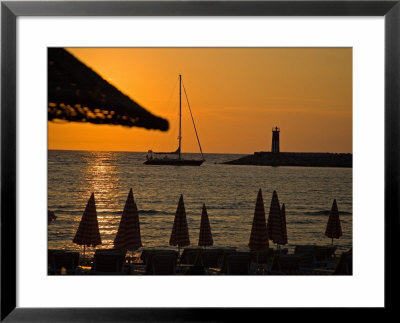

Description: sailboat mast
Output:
[178,74,182,160]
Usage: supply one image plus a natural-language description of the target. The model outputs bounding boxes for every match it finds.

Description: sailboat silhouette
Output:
[144,75,205,166]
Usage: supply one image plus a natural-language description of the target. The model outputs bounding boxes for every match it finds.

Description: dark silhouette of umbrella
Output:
[279,203,288,246]
[73,193,102,255]
[198,203,213,247]
[48,210,57,225]
[266,190,285,249]
[169,194,190,251]
[114,188,142,251]
[48,48,169,131]
[249,189,269,250]
[325,199,343,245]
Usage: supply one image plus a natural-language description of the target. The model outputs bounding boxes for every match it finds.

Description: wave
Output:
[139,209,171,215]
[304,210,352,216]
[50,209,173,216]
[97,209,171,216]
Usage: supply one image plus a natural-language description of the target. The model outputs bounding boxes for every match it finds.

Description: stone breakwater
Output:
[222,152,352,168]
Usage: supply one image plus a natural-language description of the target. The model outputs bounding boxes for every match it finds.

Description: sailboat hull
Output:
[144,159,204,166]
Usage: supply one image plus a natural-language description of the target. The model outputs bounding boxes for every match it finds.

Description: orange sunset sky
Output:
[48,48,352,154]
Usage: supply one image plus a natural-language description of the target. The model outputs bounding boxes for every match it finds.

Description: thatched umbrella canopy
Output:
[48,48,169,131]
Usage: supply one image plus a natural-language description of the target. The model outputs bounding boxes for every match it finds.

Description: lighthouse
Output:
[271,126,280,153]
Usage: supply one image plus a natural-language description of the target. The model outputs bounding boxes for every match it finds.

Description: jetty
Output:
[222,151,352,168]
[222,127,352,168]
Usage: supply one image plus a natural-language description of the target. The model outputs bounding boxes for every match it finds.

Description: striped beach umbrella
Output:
[279,203,288,246]
[114,188,143,251]
[169,194,190,250]
[325,199,342,244]
[73,193,102,255]
[249,189,269,250]
[198,203,213,247]
[266,190,284,247]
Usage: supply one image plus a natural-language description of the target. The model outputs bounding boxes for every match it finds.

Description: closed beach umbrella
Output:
[325,199,343,245]
[266,190,285,248]
[73,193,102,255]
[48,210,57,225]
[198,203,213,247]
[114,188,143,252]
[169,194,190,251]
[249,189,269,250]
[48,48,169,131]
[279,203,288,246]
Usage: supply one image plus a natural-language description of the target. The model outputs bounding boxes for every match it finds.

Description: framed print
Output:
[1,0,399,321]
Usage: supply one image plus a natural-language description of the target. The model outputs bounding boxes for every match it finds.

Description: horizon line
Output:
[47,148,353,155]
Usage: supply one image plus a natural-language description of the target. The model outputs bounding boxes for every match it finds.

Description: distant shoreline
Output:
[222,152,352,168]
[48,149,352,156]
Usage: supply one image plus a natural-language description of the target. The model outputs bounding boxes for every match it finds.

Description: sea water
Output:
[48,150,352,256]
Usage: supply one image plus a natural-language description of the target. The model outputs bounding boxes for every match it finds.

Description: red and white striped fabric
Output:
[114,188,143,251]
[279,203,288,246]
[73,193,102,247]
[266,190,285,245]
[249,189,269,250]
[198,203,213,247]
[169,194,190,247]
[325,199,342,240]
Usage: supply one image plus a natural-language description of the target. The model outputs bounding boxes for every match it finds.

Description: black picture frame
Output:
[1,0,398,321]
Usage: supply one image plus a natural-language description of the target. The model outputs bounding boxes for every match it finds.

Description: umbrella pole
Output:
[331,238,334,246]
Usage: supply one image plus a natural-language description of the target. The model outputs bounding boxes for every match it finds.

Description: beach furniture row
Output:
[48,245,351,276]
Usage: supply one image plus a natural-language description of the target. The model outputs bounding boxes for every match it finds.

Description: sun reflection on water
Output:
[76,151,123,247]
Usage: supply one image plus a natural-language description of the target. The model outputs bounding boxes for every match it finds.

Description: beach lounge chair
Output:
[250,248,273,265]
[198,250,223,268]
[225,253,251,275]
[294,245,315,256]
[334,248,352,275]
[270,254,302,275]
[309,248,351,275]
[314,246,337,262]
[213,249,237,274]
[91,252,126,274]
[140,249,151,264]
[48,249,60,270]
[95,248,127,256]
[143,250,178,274]
[299,253,316,270]
[48,250,80,274]
[273,248,288,255]
[140,249,178,265]
[294,245,317,269]
[149,254,177,275]
[179,248,202,265]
